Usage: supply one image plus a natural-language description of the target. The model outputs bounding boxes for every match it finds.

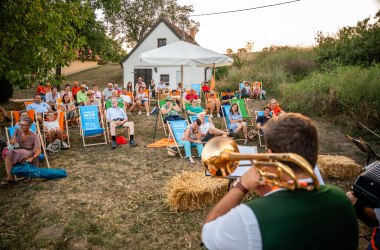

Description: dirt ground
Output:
[0,64,377,249]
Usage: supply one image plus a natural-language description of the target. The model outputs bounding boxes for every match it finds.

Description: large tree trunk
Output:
[55,65,62,91]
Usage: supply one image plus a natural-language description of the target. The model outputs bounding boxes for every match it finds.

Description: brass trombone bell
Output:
[202,137,320,191]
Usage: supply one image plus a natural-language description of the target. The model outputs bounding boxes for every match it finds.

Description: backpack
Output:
[46,139,62,154]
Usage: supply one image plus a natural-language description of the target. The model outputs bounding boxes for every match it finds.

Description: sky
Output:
[177,0,380,53]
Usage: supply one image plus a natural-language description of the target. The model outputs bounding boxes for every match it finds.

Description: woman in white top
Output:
[130,87,149,115]
[43,111,69,148]
[60,84,73,99]
[59,94,78,127]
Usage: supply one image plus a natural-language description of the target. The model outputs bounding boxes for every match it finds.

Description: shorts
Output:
[141,100,147,105]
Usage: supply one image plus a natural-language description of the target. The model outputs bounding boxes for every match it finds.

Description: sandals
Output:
[189,157,196,164]
[0,179,16,187]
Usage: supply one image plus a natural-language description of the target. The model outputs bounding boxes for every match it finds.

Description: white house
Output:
[121,18,212,90]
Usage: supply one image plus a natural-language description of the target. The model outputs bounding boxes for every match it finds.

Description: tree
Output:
[0,0,94,89]
[105,0,199,47]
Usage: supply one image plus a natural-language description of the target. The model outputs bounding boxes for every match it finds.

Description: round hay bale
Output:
[317,155,362,180]
[165,171,229,211]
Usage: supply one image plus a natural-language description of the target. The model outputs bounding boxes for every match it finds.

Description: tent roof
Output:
[139,41,233,67]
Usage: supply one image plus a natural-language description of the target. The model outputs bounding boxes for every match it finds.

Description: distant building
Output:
[120,18,212,90]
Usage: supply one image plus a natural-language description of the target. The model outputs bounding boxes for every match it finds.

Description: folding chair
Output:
[104,104,130,143]
[6,124,50,169]
[221,104,232,132]
[78,106,107,147]
[191,83,201,97]
[347,135,380,165]
[189,115,213,125]
[205,92,221,116]
[10,110,36,126]
[105,99,124,110]
[24,101,34,109]
[167,120,189,158]
[255,111,267,147]
[231,99,254,125]
[40,111,70,148]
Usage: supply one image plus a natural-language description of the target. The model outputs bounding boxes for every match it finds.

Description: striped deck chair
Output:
[231,99,254,126]
[167,119,189,158]
[78,106,107,147]
[6,124,50,169]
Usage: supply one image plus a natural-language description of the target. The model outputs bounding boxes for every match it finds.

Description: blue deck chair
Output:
[221,104,232,132]
[191,83,201,96]
[189,115,211,124]
[255,110,273,147]
[78,106,107,147]
[5,124,50,171]
[167,120,189,158]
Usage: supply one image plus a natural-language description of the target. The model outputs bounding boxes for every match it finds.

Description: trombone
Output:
[202,137,320,191]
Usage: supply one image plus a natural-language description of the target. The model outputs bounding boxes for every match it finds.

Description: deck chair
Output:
[10,110,36,126]
[255,111,267,147]
[104,105,130,143]
[24,101,34,109]
[78,106,107,147]
[221,104,247,142]
[189,115,213,125]
[6,124,50,169]
[191,83,201,96]
[205,92,221,116]
[40,111,70,148]
[158,100,169,136]
[231,99,254,125]
[347,135,380,165]
[167,120,189,158]
[105,99,124,109]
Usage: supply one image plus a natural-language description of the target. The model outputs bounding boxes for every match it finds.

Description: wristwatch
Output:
[233,178,249,194]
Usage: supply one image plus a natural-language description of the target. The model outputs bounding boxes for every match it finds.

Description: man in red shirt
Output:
[71,81,81,102]
[36,83,47,101]
[184,88,199,104]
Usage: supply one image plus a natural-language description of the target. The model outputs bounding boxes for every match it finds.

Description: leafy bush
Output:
[281,65,380,129]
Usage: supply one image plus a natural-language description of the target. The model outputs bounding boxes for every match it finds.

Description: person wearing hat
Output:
[222,88,236,106]
[85,90,101,106]
[160,96,185,123]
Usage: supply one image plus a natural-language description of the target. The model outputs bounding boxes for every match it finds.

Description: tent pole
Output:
[181,65,183,84]
[213,63,216,80]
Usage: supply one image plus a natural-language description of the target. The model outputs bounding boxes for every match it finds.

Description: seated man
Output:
[84,90,101,106]
[197,112,228,142]
[206,91,221,118]
[102,82,114,102]
[71,81,81,102]
[26,94,52,122]
[202,81,211,93]
[184,88,200,105]
[106,98,137,149]
[36,82,48,101]
[160,96,185,124]
[256,106,272,135]
[202,113,359,249]
[76,84,88,105]
[45,86,60,110]
[43,111,69,149]
[221,88,236,106]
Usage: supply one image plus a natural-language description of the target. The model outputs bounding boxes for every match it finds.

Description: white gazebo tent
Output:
[139,41,233,84]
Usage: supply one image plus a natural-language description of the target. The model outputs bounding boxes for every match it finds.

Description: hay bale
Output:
[317,155,362,179]
[165,171,229,211]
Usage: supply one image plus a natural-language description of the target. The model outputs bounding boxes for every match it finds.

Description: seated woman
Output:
[2,117,41,185]
[251,82,261,99]
[186,98,205,116]
[206,91,221,118]
[43,111,69,148]
[268,99,285,117]
[229,103,248,145]
[60,94,78,127]
[130,87,149,116]
[120,88,134,109]
[178,119,203,164]
[197,112,229,142]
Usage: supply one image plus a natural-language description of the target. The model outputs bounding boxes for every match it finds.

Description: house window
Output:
[158,39,166,48]
[160,74,169,84]
[134,68,152,85]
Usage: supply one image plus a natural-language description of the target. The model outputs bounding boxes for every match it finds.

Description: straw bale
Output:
[317,155,362,179]
[165,171,229,211]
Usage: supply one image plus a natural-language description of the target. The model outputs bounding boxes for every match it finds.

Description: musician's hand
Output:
[346,191,358,205]
[240,166,263,190]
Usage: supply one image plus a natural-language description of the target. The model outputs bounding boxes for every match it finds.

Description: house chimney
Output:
[189,27,196,40]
